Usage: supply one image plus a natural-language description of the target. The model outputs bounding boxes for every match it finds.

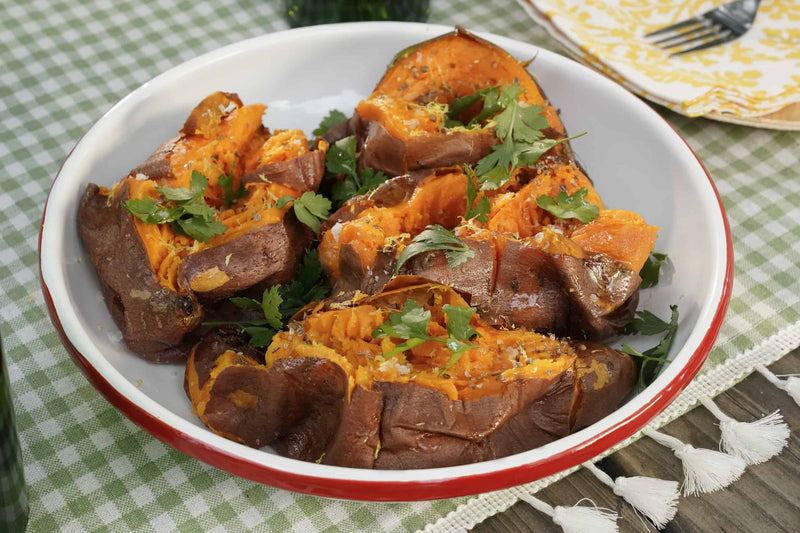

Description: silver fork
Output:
[644,0,760,56]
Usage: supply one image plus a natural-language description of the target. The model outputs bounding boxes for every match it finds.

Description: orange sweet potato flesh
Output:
[320,164,657,340]
[185,282,636,468]
[373,27,564,134]
[78,92,325,361]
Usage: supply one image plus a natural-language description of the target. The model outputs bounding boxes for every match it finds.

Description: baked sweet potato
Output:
[185,281,636,468]
[319,164,658,340]
[79,92,325,361]
[353,27,573,177]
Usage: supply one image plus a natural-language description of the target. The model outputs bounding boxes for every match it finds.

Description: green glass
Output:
[0,336,28,533]
[284,0,430,27]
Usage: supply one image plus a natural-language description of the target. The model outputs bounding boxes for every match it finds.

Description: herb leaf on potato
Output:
[124,171,227,243]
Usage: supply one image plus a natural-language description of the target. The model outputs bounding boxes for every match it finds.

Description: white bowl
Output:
[39,22,732,501]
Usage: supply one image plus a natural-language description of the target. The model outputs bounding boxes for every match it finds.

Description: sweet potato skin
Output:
[78,182,203,363]
[177,210,311,303]
[353,113,497,177]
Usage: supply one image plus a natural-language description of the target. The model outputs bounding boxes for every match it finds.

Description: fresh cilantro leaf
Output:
[230,296,263,313]
[278,249,330,318]
[206,251,331,347]
[622,305,679,390]
[493,83,548,143]
[218,160,248,208]
[639,252,669,289]
[393,225,475,274]
[439,338,480,376]
[204,286,284,347]
[535,187,599,223]
[326,136,358,179]
[464,166,490,223]
[172,216,227,243]
[372,300,432,341]
[324,135,388,208]
[442,304,478,340]
[313,109,348,137]
[157,171,206,201]
[624,309,671,336]
[464,81,588,190]
[124,197,176,224]
[516,133,585,168]
[371,300,480,374]
[124,171,227,243]
[331,167,388,208]
[446,86,503,126]
[179,197,217,218]
[277,192,331,234]
[259,286,284,329]
[474,135,516,189]
[243,326,277,348]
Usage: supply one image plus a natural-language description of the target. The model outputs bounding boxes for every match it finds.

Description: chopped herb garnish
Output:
[464,166,490,223]
[535,187,599,223]
[313,109,348,137]
[204,249,331,347]
[277,191,331,234]
[124,171,227,243]
[218,159,248,208]
[450,82,587,190]
[622,305,679,390]
[277,249,329,318]
[393,224,475,275]
[446,86,501,127]
[204,286,284,347]
[371,300,480,375]
[326,135,388,208]
[639,252,669,289]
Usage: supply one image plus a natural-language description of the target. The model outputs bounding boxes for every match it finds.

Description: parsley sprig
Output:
[204,250,330,347]
[371,300,480,376]
[535,187,599,223]
[622,305,679,390]
[449,83,586,190]
[464,166,490,223]
[277,249,330,318]
[124,171,227,243]
[277,191,331,234]
[204,286,285,347]
[218,159,248,208]
[393,225,475,275]
[313,109,348,137]
[639,252,669,289]
[326,135,388,208]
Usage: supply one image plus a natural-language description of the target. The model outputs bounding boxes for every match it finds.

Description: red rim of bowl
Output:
[37,33,734,503]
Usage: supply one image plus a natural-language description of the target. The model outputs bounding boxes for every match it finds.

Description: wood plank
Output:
[473,348,800,533]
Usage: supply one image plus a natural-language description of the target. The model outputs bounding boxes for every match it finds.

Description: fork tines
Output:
[644,0,759,56]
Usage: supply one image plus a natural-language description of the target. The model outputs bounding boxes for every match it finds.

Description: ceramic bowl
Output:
[40,22,732,501]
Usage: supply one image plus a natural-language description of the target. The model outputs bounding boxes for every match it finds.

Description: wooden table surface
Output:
[474,348,800,533]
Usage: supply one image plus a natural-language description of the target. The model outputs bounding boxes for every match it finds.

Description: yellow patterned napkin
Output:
[518,0,800,117]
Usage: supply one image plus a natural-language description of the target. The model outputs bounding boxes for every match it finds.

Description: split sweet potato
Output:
[185,282,636,468]
[319,164,658,340]
[79,92,325,361]
[353,27,573,177]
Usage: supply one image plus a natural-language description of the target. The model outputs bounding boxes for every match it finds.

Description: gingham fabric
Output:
[1,0,798,531]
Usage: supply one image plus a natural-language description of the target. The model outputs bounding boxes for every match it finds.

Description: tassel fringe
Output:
[755,364,800,406]
[642,427,746,495]
[584,462,679,529]
[518,493,619,533]
[700,396,790,465]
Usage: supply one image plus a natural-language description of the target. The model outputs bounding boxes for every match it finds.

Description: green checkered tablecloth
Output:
[1,0,798,531]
